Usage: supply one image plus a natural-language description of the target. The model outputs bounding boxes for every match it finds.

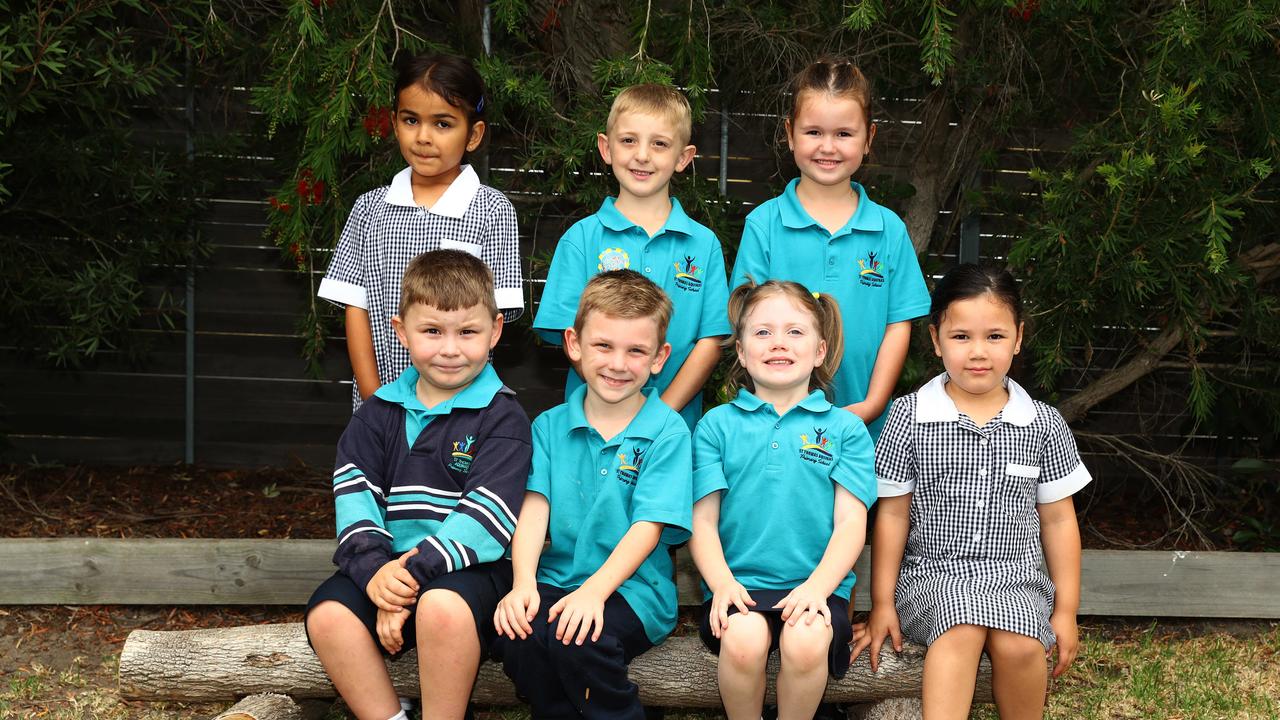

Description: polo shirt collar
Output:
[596,196,695,237]
[915,372,1036,426]
[374,363,505,414]
[566,385,670,440]
[729,388,832,414]
[777,178,885,234]
[383,165,480,217]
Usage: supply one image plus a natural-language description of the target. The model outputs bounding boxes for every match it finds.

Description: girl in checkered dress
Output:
[691,280,876,720]
[319,54,523,408]
[852,265,1091,719]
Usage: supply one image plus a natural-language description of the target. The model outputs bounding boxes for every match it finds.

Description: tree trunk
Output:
[211,693,303,720]
[119,623,994,706]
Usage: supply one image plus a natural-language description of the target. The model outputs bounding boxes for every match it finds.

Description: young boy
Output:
[495,270,694,719]
[533,83,731,428]
[306,249,532,720]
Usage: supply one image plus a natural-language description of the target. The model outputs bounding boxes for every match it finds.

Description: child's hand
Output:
[376,606,411,654]
[547,585,607,645]
[494,583,541,640]
[1048,610,1079,678]
[708,580,756,638]
[774,582,830,627]
[850,604,903,673]
[365,548,420,612]
[843,400,882,426]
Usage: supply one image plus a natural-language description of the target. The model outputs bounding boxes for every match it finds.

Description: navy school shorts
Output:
[697,588,853,678]
[305,558,513,660]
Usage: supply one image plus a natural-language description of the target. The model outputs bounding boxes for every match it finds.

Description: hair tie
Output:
[812,291,821,299]
[475,95,485,113]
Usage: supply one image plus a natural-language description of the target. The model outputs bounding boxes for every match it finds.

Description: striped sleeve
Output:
[405,399,533,585]
[330,408,394,592]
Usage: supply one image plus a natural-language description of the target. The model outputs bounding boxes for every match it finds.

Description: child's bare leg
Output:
[717,612,771,720]
[985,629,1047,720]
[306,601,401,720]
[416,589,481,720]
[775,619,833,720]
[922,624,986,720]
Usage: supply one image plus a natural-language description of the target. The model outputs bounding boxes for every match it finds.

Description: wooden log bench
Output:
[4,538,1272,717]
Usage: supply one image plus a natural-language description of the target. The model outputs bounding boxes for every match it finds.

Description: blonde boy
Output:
[306,250,532,720]
[533,84,731,428]
[496,270,694,719]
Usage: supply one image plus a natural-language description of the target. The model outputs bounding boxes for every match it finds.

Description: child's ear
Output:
[467,120,487,152]
[564,326,583,362]
[784,118,795,151]
[928,324,942,357]
[1014,320,1025,355]
[597,132,612,165]
[392,315,409,349]
[675,144,696,172]
[815,338,828,368]
[649,342,673,375]
[489,312,504,349]
[865,122,877,154]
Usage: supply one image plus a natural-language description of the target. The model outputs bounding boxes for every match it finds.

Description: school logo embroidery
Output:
[598,247,630,272]
[616,446,645,486]
[799,427,835,466]
[672,255,704,292]
[857,251,886,288]
[449,435,477,473]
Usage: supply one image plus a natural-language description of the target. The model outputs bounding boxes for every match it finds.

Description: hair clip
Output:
[812,291,821,299]
[475,95,486,113]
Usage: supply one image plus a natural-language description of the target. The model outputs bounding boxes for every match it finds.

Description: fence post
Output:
[184,51,196,465]
[958,170,981,265]
[718,93,730,197]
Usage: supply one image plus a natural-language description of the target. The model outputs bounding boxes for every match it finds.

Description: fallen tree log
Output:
[211,693,304,720]
[120,623,994,707]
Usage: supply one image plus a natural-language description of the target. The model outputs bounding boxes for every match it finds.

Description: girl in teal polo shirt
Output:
[690,280,876,720]
[731,59,931,439]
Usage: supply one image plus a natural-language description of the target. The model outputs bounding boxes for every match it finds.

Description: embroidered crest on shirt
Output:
[672,255,704,292]
[597,247,631,272]
[857,251,886,288]
[449,435,477,473]
[616,446,645,486]
[799,427,835,466]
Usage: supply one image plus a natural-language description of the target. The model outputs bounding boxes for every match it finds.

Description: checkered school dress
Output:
[318,166,523,408]
[875,373,1092,648]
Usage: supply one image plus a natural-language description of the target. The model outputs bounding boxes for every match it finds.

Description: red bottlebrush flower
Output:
[269,197,280,209]
[279,202,292,214]
[311,179,326,205]
[364,106,392,138]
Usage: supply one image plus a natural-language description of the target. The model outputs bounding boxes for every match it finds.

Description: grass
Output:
[3,623,1277,719]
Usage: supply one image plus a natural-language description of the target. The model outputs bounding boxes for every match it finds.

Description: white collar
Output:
[383,165,480,217]
[915,372,1036,426]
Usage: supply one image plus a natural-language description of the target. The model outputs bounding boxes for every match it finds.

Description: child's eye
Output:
[787,328,804,336]
[805,129,821,136]
[654,140,669,148]
[951,333,968,341]
[436,120,453,129]
[401,116,418,126]
[753,328,771,337]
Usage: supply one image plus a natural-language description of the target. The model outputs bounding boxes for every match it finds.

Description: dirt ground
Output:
[0,462,1268,718]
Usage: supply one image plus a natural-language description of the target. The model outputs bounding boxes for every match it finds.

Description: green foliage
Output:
[0,0,217,366]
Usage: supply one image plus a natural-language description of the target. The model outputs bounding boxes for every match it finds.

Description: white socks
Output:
[386,711,408,720]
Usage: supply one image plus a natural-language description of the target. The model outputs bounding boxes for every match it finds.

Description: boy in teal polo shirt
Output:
[496,270,693,720]
[533,83,731,428]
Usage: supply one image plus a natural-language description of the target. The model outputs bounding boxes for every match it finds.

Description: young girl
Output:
[851,264,1091,719]
[690,280,876,720]
[731,58,931,439]
[319,52,523,407]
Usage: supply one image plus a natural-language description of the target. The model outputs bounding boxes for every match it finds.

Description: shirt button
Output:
[979,438,989,447]
[774,422,781,429]
[976,499,985,507]
[828,257,836,265]
[979,467,989,477]
[771,441,779,449]
[600,468,607,476]
[644,266,652,273]
[973,533,982,542]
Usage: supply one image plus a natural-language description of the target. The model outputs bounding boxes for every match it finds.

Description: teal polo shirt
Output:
[528,386,694,645]
[692,388,877,600]
[374,363,504,448]
[731,180,931,439]
[533,197,733,428]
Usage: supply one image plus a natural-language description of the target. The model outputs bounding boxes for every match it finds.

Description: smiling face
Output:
[785,92,875,188]
[392,301,502,407]
[597,110,696,202]
[566,310,670,409]
[394,83,485,188]
[736,292,827,406]
[929,292,1024,407]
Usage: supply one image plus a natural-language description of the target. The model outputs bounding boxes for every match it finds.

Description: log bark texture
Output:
[119,623,995,706]
[211,693,304,720]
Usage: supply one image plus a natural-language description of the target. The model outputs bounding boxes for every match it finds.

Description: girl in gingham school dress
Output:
[318,53,523,408]
[852,264,1092,720]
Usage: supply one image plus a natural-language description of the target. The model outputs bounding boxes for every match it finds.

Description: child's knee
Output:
[778,621,832,672]
[719,613,771,671]
[415,589,476,640]
[986,629,1045,668]
[306,600,360,642]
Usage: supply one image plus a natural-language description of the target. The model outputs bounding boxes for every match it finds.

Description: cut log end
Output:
[211,692,303,720]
